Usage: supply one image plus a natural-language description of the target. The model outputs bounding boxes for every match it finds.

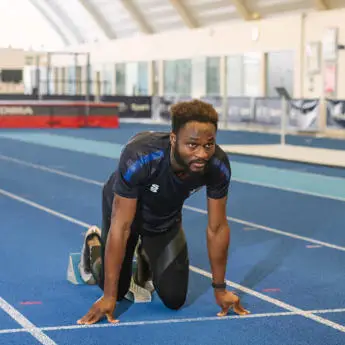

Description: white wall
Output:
[303,9,345,99]
[16,8,345,100]
[63,14,302,60]
[0,48,25,68]
[52,14,304,97]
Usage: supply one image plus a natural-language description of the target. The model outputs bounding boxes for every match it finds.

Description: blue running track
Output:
[0,124,344,345]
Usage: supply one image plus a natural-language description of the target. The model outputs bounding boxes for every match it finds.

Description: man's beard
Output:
[173,144,207,176]
[173,144,189,170]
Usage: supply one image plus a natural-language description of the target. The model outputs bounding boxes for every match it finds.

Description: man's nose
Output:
[195,147,209,160]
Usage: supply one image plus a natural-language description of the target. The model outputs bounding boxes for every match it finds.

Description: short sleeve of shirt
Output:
[112,145,149,199]
[206,148,231,199]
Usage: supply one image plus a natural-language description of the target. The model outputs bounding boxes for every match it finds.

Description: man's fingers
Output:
[77,317,91,325]
[233,302,250,315]
[85,316,99,325]
[217,306,229,317]
[216,299,250,317]
[106,313,120,324]
[77,311,94,325]
[85,310,105,325]
[77,310,100,325]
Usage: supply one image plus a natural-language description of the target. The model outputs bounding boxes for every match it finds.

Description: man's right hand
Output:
[77,296,119,325]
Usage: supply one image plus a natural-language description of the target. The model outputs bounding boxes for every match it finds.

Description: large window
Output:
[191,57,206,97]
[243,53,261,97]
[227,55,243,96]
[23,66,40,94]
[266,51,294,97]
[164,60,176,95]
[86,64,92,96]
[226,53,261,97]
[206,57,220,96]
[115,62,148,96]
[126,62,138,95]
[115,63,126,95]
[66,66,76,95]
[137,62,149,95]
[102,64,114,95]
[164,59,192,96]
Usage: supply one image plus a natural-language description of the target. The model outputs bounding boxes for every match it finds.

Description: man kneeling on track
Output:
[77,99,249,325]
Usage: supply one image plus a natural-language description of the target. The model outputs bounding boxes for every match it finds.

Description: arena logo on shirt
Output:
[149,184,160,193]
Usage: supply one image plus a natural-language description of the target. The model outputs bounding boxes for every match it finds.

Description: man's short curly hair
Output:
[170,99,218,134]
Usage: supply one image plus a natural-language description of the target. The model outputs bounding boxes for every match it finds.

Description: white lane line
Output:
[1,189,345,334]
[0,297,58,344]
[1,155,344,252]
[2,153,345,203]
[0,312,296,334]
[0,188,89,228]
[189,267,345,333]
[0,154,102,186]
[183,205,345,252]
[1,308,345,335]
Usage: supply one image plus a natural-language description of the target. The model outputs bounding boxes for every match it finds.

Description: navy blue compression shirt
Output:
[104,131,231,233]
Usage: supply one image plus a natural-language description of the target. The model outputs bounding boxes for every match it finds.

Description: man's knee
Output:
[156,263,189,310]
[160,289,187,310]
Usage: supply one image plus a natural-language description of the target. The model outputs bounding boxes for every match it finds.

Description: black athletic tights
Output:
[92,188,190,310]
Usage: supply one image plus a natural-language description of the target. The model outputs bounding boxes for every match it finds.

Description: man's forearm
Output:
[103,225,131,300]
[207,223,230,284]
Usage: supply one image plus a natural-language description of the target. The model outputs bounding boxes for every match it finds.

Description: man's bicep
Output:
[207,196,228,230]
[113,174,139,199]
[110,194,137,230]
[206,153,231,200]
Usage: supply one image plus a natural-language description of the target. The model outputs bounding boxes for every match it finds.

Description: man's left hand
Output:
[214,290,250,317]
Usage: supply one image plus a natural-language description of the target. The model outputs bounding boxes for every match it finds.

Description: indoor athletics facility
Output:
[1,1,345,344]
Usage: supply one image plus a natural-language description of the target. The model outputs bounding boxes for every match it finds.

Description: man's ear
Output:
[170,133,176,148]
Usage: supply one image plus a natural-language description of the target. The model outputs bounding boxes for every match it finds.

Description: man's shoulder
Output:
[207,144,231,180]
[213,144,230,162]
[124,131,170,154]
[119,131,169,172]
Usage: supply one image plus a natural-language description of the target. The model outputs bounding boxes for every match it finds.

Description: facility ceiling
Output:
[29,0,345,46]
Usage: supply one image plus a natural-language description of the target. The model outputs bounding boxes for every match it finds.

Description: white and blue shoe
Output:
[78,225,102,285]
[124,240,154,302]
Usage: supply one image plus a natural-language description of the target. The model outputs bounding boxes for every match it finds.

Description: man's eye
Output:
[205,143,214,149]
[188,143,197,148]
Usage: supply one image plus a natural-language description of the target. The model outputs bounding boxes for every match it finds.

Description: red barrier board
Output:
[0,115,119,128]
[0,101,120,128]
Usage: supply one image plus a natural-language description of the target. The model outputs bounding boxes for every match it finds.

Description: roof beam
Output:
[228,0,259,21]
[78,0,117,39]
[28,0,71,46]
[314,0,329,10]
[168,0,198,29]
[118,0,153,34]
[44,0,85,43]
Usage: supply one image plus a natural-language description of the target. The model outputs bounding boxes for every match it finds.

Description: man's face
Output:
[170,121,216,174]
